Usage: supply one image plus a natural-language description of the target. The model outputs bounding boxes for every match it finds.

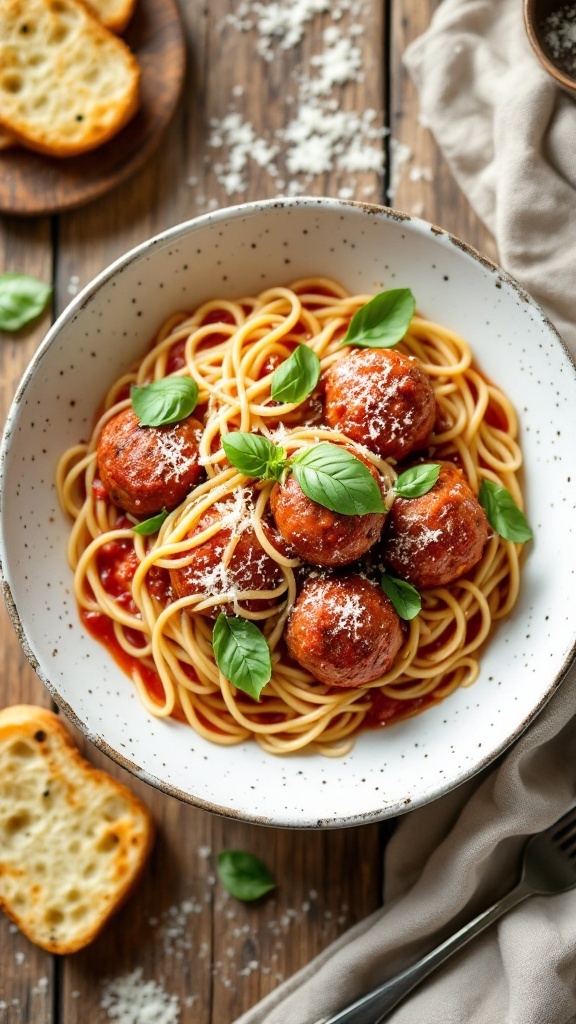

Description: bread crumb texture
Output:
[0,705,153,953]
[0,0,140,156]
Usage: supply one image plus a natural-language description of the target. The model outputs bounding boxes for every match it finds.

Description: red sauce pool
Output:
[365,691,437,727]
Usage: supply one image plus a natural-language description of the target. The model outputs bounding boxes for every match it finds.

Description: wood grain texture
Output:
[389,0,497,261]
[0,218,55,1023]
[0,0,186,217]
[0,1,497,1022]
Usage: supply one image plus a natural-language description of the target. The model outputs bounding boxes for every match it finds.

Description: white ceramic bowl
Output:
[1,197,575,828]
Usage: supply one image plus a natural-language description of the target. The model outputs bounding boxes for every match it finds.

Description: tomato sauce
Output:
[365,690,437,728]
[84,536,186,718]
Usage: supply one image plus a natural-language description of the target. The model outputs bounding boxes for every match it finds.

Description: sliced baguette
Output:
[0,704,154,954]
[0,0,140,157]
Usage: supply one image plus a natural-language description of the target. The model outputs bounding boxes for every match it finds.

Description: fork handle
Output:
[319,882,531,1024]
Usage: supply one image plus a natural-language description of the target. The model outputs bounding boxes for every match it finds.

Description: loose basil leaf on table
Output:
[212,613,272,700]
[342,288,416,349]
[217,850,276,902]
[0,273,52,332]
[381,573,422,620]
[133,508,170,536]
[479,479,533,543]
[394,463,441,499]
[271,343,321,405]
[131,377,199,427]
[222,432,286,481]
[292,442,385,516]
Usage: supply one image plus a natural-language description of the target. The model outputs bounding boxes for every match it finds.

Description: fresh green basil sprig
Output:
[222,433,385,517]
[479,479,533,543]
[271,343,321,405]
[0,273,52,332]
[131,377,199,427]
[381,573,422,620]
[292,443,384,515]
[222,432,286,482]
[212,613,272,699]
[133,508,170,536]
[393,463,441,499]
[217,850,276,901]
[342,288,416,349]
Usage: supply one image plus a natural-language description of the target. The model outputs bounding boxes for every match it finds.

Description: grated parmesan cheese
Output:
[542,3,576,75]
[149,429,199,484]
[100,969,180,1024]
[207,0,386,198]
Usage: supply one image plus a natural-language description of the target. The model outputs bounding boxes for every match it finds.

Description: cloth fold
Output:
[234,2,576,1021]
[405,0,576,353]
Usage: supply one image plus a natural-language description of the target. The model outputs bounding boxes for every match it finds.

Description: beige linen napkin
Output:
[234,2,576,1022]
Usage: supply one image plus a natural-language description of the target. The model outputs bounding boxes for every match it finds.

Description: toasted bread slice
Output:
[0,704,153,954]
[0,0,140,157]
[86,0,136,34]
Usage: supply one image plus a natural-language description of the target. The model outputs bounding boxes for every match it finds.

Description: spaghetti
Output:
[57,278,527,756]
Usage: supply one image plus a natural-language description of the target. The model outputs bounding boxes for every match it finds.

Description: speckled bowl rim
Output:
[1,195,576,828]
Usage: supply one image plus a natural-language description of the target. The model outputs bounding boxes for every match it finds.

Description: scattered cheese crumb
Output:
[387,138,412,201]
[209,0,386,197]
[101,969,180,1024]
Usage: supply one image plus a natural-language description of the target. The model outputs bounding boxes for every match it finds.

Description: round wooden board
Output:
[0,0,186,217]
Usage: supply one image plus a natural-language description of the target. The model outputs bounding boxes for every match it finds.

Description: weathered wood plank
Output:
[390,0,497,261]
[209,819,382,1022]
[0,217,55,1022]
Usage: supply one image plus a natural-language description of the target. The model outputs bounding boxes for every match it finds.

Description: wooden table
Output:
[0,2,496,1021]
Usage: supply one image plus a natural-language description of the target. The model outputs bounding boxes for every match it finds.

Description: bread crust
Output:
[0,0,140,157]
[0,704,154,953]
[86,0,136,34]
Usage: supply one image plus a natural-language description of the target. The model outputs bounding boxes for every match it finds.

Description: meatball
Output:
[269,454,386,566]
[97,408,204,517]
[285,573,404,687]
[170,492,285,616]
[381,462,489,588]
[323,348,436,461]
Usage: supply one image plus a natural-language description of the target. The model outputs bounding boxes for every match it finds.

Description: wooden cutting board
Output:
[0,0,186,217]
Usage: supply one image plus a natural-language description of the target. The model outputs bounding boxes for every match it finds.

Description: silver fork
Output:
[317,805,576,1024]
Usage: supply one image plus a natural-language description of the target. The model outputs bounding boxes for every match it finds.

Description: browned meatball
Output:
[285,573,404,687]
[269,455,386,567]
[97,408,205,517]
[323,349,436,461]
[382,462,489,588]
[170,493,285,617]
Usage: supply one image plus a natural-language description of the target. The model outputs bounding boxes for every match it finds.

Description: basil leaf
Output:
[479,479,533,543]
[222,432,286,481]
[381,573,421,620]
[133,508,170,535]
[342,288,416,349]
[395,463,440,499]
[292,443,385,515]
[217,850,276,902]
[271,344,321,404]
[131,377,198,427]
[212,614,272,700]
[0,273,52,332]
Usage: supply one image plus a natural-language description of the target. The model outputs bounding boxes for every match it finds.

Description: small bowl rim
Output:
[523,0,576,94]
